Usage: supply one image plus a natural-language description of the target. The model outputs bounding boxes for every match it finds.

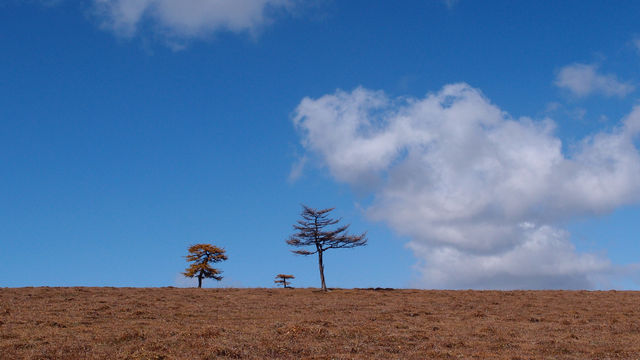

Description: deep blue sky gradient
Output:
[1,1,639,288]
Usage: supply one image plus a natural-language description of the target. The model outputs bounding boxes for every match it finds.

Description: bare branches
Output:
[287,206,367,251]
[292,249,316,255]
[286,205,368,291]
[325,232,368,250]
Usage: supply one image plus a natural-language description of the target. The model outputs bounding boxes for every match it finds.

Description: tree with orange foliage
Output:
[274,274,295,288]
[183,244,227,288]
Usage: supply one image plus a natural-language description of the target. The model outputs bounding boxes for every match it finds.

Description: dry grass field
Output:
[1,287,640,359]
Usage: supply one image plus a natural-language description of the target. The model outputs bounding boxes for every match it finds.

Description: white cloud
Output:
[92,0,296,40]
[555,63,634,98]
[288,155,307,182]
[293,83,640,289]
[409,225,610,289]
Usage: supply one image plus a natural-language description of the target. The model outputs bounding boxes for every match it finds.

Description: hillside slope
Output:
[1,288,639,359]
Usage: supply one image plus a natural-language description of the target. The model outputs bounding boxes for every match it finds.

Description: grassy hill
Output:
[1,287,639,359]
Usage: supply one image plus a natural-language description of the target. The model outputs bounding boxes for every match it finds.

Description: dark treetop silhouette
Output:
[287,205,367,291]
[183,244,227,288]
[274,274,295,288]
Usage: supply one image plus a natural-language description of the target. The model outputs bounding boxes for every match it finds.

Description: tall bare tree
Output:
[287,205,367,291]
[183,244,227,288]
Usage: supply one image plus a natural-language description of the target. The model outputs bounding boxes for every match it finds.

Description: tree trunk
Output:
[318,250,327,291]
[197,275,202,288]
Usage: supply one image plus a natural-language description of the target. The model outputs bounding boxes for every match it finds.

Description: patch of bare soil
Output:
[1,288,639,359]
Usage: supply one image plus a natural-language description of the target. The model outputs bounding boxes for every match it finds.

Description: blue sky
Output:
[1,0,640,289]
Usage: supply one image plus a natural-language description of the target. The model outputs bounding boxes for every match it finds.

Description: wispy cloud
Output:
[555,63,634,98]
[633,37,640,55]
[288,155,307,182]
[92,0,299,43]
[443,0,459,9]
[293,84,640,289]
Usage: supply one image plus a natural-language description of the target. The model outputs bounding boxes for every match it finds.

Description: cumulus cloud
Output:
[555,63,634,98]
[92,0,296,40]
[409,225,610,289]
[293,84,640,289]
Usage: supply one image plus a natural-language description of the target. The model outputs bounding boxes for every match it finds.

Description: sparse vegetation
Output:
[183,244,227,288]
[2,288,640,359]
[287,205,367,291]
[274,274,295,288]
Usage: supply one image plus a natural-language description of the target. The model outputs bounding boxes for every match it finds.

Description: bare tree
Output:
[274,274,295,288]
[183,244,227,288]
[286,205,367,291]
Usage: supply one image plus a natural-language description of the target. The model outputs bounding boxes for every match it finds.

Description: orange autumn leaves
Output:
[183,244,227,288]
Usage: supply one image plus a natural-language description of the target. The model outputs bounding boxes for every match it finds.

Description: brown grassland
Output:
[1,287,639,359]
